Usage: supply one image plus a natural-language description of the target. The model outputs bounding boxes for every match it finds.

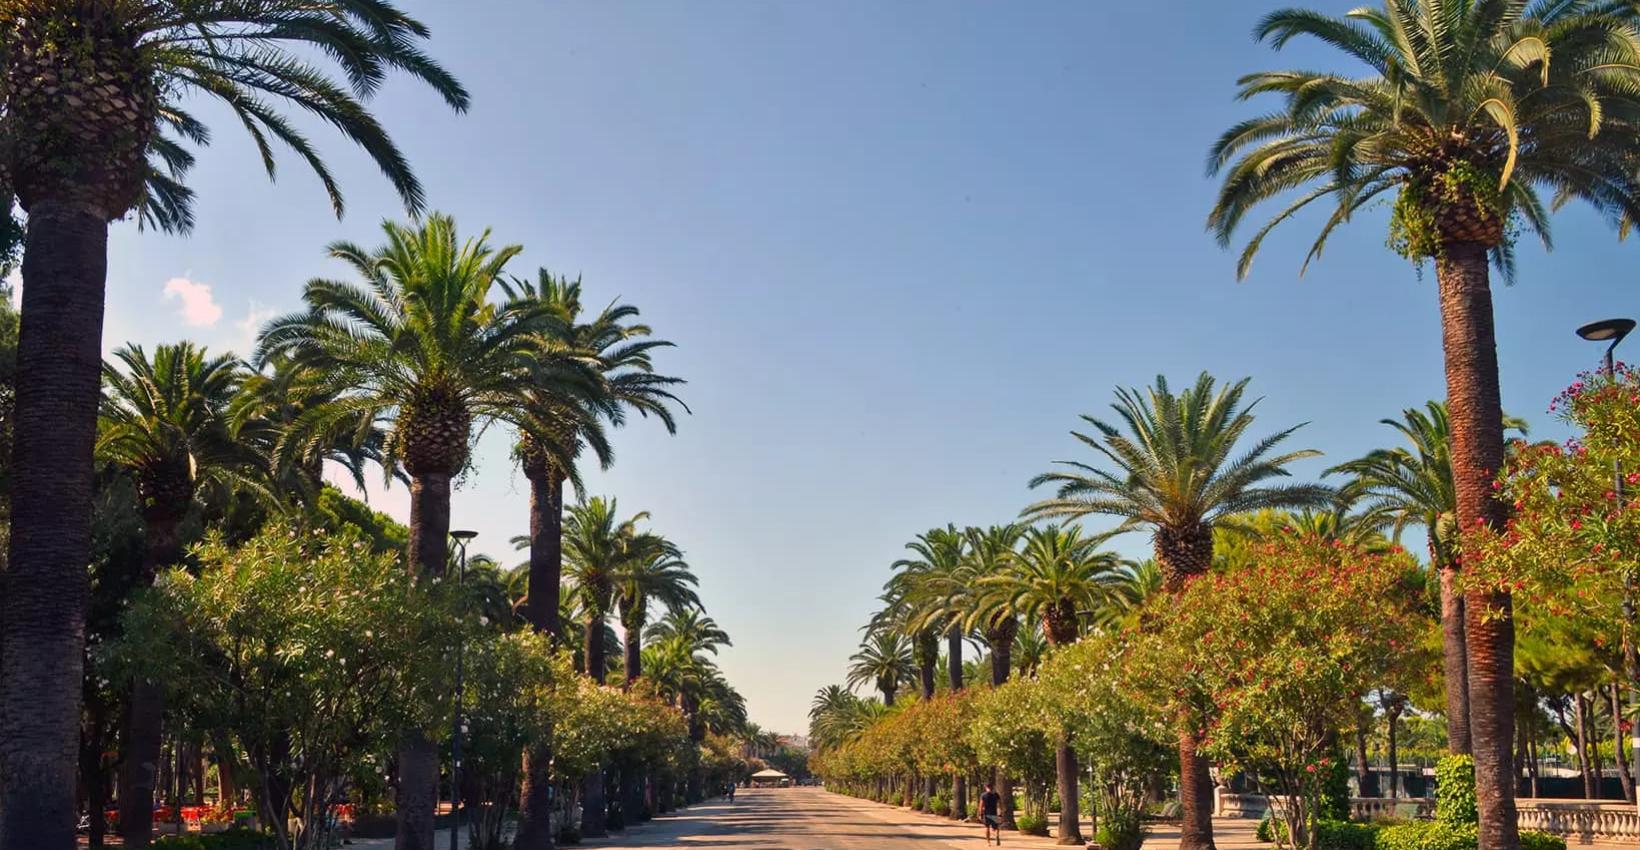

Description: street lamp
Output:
[449,530,478,850]
[1574,319,1637,817]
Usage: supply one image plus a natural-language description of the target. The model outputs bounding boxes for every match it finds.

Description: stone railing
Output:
[1517,799,1637,843]
[1215,789,1638,843]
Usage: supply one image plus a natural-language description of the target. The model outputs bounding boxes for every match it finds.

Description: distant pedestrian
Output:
[728,783,737,803]
[980,782,1001,845]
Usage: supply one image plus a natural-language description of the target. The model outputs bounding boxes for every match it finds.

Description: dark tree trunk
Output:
[582,769,607,837]
[1438,561,1472,755]
[949,626,966,819]
[1574,693,1595,799]
[881,685,895,707]
[1355,720,1375,797]
[1612,684,1634,803]
[1,201,108,850]
[1178,728,1216,850]
[1386,701,1402,799]
[623,609,643,686]
[80,693,109,849]
[516,472,564,850]
[397,471,452,850]
[586,599,609,684]
[988,617,1018,829]
[119,510,183,848]
[1158,524,1218,850]
[1437,242,1518,850]
[1055,741,1082,844]
[917,631,938,700]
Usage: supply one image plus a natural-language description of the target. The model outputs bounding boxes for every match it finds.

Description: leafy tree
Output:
[255,214,541,845]
[1025,372,1325,849]
[111,525,452,850]
[1208,5,1640,847]
[97,342,260,838]
[0,5,463,839]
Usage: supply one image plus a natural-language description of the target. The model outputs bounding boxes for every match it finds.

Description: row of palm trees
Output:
[87,213,689,848]
[825,371,1522,846]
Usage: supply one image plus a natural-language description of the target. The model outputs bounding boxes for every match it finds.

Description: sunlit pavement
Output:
[572,786,1266,850]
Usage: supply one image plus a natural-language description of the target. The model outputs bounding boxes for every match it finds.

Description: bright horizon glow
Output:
[102,0,1638,734]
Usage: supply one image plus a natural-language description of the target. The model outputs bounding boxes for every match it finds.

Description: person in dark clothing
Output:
[980,782,1002,845]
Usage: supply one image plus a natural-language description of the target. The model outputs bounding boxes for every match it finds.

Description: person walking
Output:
[979,782,1002,845]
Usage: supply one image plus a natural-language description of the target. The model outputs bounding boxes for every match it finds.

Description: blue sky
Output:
[94,1,1637,734]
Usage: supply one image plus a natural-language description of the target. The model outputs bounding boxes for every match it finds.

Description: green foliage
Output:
[1209,1,1640,281]
[1315,821,1378,850]
[1259,812,1284,843]
[1376,821,1475,850]
[1016,813,1049,836]
[1520,832,1568,850]
[1433,755,1476,827]
[152,829,270,850]
[1319,752,1351,822]
[310,486,407,554]
[1095,806,1145,850]
[111,524,454,850]
[1387,164,1509,260]
[929,792,951,817]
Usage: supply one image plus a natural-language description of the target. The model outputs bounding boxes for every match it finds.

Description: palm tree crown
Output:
[1025,372,1328,588]
[973,524,1128,646]
[845,630,917,707]
[1208,1,1640,278]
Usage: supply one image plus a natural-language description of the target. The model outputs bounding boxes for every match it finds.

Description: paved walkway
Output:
[564,786,1264,849]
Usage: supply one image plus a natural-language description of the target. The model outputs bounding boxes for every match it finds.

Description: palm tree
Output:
[644,608,733,657]
[98,342,258,844]
[613,544,699,684]
[1095,560,1162,632]
[955,523,1028,828]
[255,215,538,850]
[894,525,971,817]
[0,7,462,839]
[560,497,669,685]
[1208,7,1640,848]
[1330,402,1526,756]
[230,352,390,497]
[1025,373,1326,850]
[846,630,917,707]
[808,685,887,753]
[973,523,1125,844]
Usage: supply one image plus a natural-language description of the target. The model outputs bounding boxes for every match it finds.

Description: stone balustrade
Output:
[1213,789,1637,842]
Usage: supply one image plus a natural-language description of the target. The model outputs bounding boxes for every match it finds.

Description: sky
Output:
[94,1,1639,735]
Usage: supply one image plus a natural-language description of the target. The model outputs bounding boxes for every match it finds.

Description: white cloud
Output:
[162,276,223,327]
[233,300,280,357]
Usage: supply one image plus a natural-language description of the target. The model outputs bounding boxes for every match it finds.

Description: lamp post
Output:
[449,530,478,850]
[1575,318,1637,811]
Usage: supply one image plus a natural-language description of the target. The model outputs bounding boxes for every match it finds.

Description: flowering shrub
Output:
[1133,533,1423,850]
[1468,366,1640,669]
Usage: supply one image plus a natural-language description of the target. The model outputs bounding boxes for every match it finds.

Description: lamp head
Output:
[1576,318,1636,343]
[450,530,478,542]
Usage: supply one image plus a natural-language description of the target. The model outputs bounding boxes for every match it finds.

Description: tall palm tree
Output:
[560,497,668,685]
[973,523,1125,844]
[97,342,258,845]
[1330,402,1526,756]
[894,525,971,817]
[255,215,539,850]
[956,523,1028,828]
[808,685,887,753]
[846,630,917,707]
[614,544,698,684]
[1025,373,1326,850]
[0,7,462,840]
[230,352,390,497]
[1208,7,1640,848]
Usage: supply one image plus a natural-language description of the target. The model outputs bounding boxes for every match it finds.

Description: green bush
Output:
[1520,832,1567,850]
[929,793,951,816]
[153,830,270,850]
[1095,807,1145,850]
[1376,821,1564,850]
[1434,755,1477,827]
[1016,814,1050,836]
[1315,820,1378,850]
[1258,811,1282,843]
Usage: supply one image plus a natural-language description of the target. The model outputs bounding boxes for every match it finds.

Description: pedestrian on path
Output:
[980,783,1001,845]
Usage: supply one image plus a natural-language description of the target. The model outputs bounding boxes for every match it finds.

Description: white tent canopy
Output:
[751,769,788,778]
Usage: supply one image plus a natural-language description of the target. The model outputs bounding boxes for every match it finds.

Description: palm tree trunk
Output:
[1055,740,1082,844]
[119,510,184,848]
[1355,720,1374,797]
[397,471,452,850]
[1612,684,1634,803]
[948,626,966,819]
[988,618,1019,829]
[1436,241,1518,850]
[1387,703,1401,799]
[623,608,643,686]
[1575,693,1595,799]
[0,200,108,850]
[1437,557,1472,755]
[582,768,608,837]
[517,471,564,850]
[1178,728,1216,850]
[917,631,938,700]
